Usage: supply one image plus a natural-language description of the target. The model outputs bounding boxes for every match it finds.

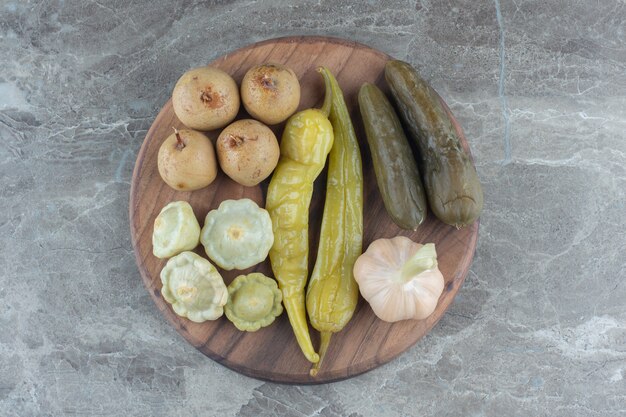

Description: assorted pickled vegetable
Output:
[385,60,484,228]
[152,201,200,259]
[305,67,363,376]
[149,58,482,376]
[265,78,335,365]
[225,273,283,332]
[200,198,273,271]
[353,238,444,323]
[160,251,228,323]
[358,83,427,230]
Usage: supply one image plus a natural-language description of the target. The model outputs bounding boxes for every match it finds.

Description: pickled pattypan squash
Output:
[353,237,444,322]
[152,201,201,259]
[200,199,274,270]
[225,273,283,332]
[160,251,228,322]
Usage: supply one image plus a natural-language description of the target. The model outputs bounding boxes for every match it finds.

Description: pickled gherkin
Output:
[384,60,483,228]
[358,82,427,230]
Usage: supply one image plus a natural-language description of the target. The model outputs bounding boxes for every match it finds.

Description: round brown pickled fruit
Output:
[216,119,279,187]
[172,67,240,131]
[157,128,217,191]
[240,63,300,125]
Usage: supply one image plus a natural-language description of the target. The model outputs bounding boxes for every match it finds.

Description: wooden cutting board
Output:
[129,36,479,384]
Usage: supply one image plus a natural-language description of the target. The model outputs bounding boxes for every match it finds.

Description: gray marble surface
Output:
[1,0,625,415]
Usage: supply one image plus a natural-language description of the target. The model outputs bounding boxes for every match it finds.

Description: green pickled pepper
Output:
[265,79,335,364]
[306,67,363,377]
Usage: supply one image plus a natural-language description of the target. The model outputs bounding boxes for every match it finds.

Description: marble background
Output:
[1,0,625,415]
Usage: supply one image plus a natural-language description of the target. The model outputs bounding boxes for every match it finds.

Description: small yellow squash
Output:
[160,251,228,322]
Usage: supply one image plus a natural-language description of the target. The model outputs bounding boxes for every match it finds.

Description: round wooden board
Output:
[129,36,479,384]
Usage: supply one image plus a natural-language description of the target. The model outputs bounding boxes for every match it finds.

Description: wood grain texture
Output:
[129,36,479,384]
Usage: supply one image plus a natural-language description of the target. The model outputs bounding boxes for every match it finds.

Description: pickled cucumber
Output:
[358,82,427,230]
[384,60,483,228]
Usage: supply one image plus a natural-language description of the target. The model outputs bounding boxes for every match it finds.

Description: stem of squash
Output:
[400,243,437,282]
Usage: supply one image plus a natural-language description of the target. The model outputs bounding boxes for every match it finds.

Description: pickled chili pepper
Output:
[306,67,363,376]
[265,78,335,364]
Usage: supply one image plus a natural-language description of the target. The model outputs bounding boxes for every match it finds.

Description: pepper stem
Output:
[317,67,332,118]
[310,331,332,377]
[400,243,438,282]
